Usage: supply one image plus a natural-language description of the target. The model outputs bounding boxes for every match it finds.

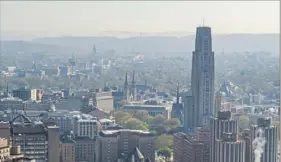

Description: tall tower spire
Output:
[131,70,137,101]
[176,82,180,104]
[123,71,129,101]
[125,71,128,85]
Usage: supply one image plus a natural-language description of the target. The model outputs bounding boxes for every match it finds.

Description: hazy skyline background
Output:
[0,1,279,40]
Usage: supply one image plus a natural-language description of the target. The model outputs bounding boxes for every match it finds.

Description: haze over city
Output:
[0,1,279,40]
[0,1,279,162]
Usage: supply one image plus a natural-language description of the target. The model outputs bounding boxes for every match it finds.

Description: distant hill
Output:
[1,34,279,56]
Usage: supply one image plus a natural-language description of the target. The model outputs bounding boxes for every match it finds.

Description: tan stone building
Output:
[96,129,155,162]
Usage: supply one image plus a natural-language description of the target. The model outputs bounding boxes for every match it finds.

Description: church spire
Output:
[125,71,128,85]
[176,82,180,104]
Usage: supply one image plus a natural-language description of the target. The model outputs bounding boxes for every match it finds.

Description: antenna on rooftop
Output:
[203,17,205,27]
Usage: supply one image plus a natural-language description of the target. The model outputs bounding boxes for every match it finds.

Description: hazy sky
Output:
[0,1,279,38]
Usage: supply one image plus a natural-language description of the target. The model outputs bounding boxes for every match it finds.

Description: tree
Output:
[157,148,172,162]
[143,115,153,125]
[133,110,149,121]
[151,114,166,126]
[114,112,133,125]
[156,134,173,150]
[124,118,149,130]
[238,115,250,131]
[164,118,180,130]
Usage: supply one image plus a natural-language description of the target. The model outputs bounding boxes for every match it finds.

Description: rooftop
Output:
[100,129,155,137]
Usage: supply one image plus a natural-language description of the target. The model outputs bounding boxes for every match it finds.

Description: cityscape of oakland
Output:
[0,1,279,162]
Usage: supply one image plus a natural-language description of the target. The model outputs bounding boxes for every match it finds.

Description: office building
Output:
[30,89,43,101]
[0,97,23,112]
[181,92,192,132]
[210,111,238,162]
[250,118,277,162]
[10,114,60,162]
[73,114,100,139]
[75,136,95,162]
[0,137,35,162]
[173,127,210,162]
[12,87,31,101]
[99,118,116,129]
[241,129,251,162]
[96,129,155,162]
[60,137,75,162]
[0,122,10,143]
[112,91,124,109]
[214,91,224,116]
[215,132,245,162]
[191,26,215,127]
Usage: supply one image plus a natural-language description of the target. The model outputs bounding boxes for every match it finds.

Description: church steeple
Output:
[123,71,129,101]
[176,82,179,104]
[125,71,128,85]
[131,70,137,101]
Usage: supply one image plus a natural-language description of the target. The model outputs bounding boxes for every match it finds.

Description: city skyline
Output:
[0,1,279,40]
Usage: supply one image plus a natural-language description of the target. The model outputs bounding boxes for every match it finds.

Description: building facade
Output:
[181,92,193,132]
[173,127,210,162]
[250,118,278,162]
[210,111,238,162]
[74,136,95,162]
[191,26,215,127]
[60,137,75,162]
[96,129,155,162]
[73,114,100,139]
[215,132,245,162]
[10,114,60,162]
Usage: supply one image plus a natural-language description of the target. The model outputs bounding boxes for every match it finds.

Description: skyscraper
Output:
[249,118,278,162]
[191,26,215,127]
[210,111,238,162]
[215,132,245,162]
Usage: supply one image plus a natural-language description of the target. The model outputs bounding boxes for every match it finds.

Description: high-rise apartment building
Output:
[96,129,155,162]
[250,118,277,162]
[173,127,210,162]
[10,114,60,162]
[215,132,245,162]
[12,87,31,101]
[210,111,238,162]
[191,26,215,127]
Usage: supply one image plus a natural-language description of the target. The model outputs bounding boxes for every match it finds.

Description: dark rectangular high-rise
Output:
[191,26,215,127]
